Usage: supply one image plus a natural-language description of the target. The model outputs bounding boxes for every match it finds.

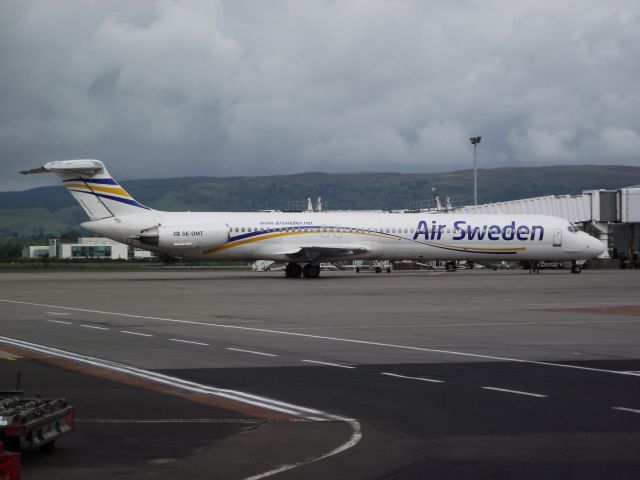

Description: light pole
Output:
[470,136,481,206]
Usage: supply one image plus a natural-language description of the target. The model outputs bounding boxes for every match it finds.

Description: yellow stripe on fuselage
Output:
[203,229,526,255]
[204,230,386,254]
[66,183,131,198]
[438,244,527,252]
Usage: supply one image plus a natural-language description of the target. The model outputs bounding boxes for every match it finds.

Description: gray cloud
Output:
[1,0,639,191]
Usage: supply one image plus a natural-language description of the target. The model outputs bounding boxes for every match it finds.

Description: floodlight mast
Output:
[470,136,482,206]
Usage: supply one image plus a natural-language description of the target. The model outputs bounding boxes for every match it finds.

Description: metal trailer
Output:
[0,392,74,453]
[353,260,392,273]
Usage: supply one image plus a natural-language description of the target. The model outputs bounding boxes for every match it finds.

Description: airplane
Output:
[21,159,605,278]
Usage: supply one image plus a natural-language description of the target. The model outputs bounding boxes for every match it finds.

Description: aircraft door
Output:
[553,228,562,247]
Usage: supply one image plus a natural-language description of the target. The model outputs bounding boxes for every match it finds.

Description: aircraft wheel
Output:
[285,262,303,278]
[445,261,457,272]
[355,267,360,273]
[303,264,321,279]
[571,265,582,274]
[375,267,382,273]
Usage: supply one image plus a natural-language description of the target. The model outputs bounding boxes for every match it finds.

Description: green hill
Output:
[1,165,639,235]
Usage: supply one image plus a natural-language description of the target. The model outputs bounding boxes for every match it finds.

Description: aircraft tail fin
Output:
[21,159,152,220]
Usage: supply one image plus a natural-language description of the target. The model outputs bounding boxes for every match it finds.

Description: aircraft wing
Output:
[276,245,369,262]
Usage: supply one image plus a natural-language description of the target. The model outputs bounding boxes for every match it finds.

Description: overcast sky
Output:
[2,0,639,191]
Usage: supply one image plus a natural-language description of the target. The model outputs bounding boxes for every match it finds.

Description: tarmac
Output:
[1,268,639,479]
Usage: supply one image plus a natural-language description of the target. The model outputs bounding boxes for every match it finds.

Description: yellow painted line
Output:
[66,184,131,198]
[0,350,20,361]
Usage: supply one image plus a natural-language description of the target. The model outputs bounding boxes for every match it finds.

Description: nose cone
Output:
[583,233,605,257]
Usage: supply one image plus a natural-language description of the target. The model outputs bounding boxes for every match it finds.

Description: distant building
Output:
[23,237,156,260]
[23,245,50,258]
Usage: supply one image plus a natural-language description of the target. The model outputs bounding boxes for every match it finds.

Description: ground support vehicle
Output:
[0,392,74,453]
[353,260,392,273]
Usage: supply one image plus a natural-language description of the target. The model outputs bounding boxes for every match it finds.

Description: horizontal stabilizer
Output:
[20,159,104,175]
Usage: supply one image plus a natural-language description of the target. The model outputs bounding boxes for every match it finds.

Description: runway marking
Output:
[47,319,72,325]
[80,324,110,331]
[0,351,19,361]
[169,338,209,346]
[4,299,640,379]
[76,418,265,424]
[120,330,153,337]
[0,335,354,421]
[547,305,640,317]
[245,420,361,480]
[227,347,278,357]
[612,407,640,415]
[282,318,640,330]
[482,386,547,398]
[302,359,355,369]
[0,335,362,478]
[45,311,70,316]
[380,372,443,383]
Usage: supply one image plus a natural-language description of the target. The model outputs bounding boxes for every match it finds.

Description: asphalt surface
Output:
[1,268,639,479]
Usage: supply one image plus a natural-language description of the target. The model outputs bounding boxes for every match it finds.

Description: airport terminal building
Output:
[23,237,156,261]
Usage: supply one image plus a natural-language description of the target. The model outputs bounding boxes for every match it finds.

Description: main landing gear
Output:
[285,262,302,278]
[285,262,321,279]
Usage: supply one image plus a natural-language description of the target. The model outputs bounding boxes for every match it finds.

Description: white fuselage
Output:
[82,210,603,262]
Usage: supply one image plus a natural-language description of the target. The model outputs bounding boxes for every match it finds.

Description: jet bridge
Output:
[453,187,640,260]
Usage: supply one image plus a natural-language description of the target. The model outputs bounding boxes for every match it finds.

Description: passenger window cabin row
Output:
[230,226,423,234]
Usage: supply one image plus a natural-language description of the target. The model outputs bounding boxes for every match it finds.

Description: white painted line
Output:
[47,319,72,325]
[76,418,264,424]
[45,311,70,316]
[169,338,209,346]
[80,324,110,331]
[0,335,354,420]
[302,359,355,369]
[0,335,362,479]
[612,406,640,414]
[227,347,278,357]
[120,330,153,337]
[6,299,640,379]
[482,386,547,398]
[380,372,444,383]
[245,420,361,480]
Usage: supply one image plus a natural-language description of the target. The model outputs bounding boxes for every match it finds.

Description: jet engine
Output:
[138,223,229,249]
